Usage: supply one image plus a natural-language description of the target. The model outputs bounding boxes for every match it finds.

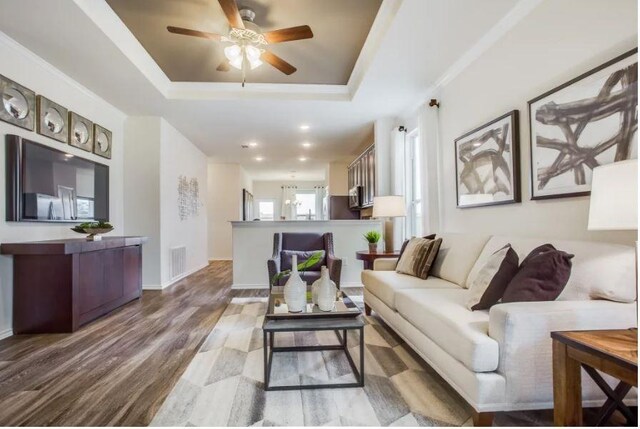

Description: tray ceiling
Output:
[105,0,382,85]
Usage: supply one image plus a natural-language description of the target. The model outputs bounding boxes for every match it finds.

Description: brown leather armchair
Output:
[267,232,342,289]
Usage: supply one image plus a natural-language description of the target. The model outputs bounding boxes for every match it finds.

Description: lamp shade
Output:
[588,159,638,231]
[372,196,406,218]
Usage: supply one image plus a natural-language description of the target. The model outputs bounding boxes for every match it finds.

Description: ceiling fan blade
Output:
[263,25,314,44]
[218,0,245,29]
[167,26,222,41]
[261,51,297,75]
[217,60,230,72]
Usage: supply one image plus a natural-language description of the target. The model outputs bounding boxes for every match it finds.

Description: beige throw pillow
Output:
[466,244,519,311]
[396,237,442,279]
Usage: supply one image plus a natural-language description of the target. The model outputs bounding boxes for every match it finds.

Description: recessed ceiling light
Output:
[248,141,258,147]
[299,124,310,131]
[255,156,264,161]
[64,154,74,158]
[299,157,307,162]
[302,142,312,148]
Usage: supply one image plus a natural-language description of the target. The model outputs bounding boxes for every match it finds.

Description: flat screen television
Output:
[5,135,109,222]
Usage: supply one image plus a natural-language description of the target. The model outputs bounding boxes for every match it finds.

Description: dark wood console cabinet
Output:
[1,236,147,334]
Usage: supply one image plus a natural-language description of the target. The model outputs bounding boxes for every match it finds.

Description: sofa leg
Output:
[472,411,494,427]
[364,303,372,316]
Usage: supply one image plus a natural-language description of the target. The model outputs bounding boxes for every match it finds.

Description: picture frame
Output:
[528,49,638,200]
[36,95,68,143]
[68,112,94,152]
[0,74,36,131]
[454,110,520,208]
[93,123,112,159]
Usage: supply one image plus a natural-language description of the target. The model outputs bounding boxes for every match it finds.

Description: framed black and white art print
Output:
[528,49,638,200]
[455,110,520,208]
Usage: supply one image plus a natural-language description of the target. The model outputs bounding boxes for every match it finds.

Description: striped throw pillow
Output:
[395,237,442,279]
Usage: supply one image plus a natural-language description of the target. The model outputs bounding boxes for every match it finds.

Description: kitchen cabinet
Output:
[347,144,375,208]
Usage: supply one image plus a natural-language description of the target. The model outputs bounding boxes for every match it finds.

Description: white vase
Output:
[317,266,337,312]
[283,254,307,313]
[311,275,320,306]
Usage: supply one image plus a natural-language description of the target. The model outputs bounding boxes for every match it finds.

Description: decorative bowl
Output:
[71,226,114,241]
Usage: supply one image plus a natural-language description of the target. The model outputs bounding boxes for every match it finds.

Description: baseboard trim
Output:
[144,262,210,290]
[0,328,13,340]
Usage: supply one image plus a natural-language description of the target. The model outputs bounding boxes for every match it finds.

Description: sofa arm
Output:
[489,300,637,404]
[373,258,398,271]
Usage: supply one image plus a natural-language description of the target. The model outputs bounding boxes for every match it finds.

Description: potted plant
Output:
[363,230,381,253]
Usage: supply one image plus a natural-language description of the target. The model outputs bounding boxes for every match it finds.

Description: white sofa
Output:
[362,233,637,425]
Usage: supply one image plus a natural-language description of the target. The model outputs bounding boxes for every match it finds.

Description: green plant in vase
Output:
[363,230,381,253]
[271,250,324,288]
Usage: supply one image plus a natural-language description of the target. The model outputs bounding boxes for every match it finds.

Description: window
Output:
[406,130,423,237]
[257,200,275,221]
[295,191,316,220]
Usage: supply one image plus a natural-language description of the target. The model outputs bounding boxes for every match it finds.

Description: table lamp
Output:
[588,159,638,323]
[372,195,406,252]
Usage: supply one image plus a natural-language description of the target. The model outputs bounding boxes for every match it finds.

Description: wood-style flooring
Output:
[0,261,274,426]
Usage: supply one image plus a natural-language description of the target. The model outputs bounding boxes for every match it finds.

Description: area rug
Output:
[150,297,557,427]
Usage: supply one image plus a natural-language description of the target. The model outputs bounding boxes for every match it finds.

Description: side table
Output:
[355,250,400,270]
[551,329,638,426]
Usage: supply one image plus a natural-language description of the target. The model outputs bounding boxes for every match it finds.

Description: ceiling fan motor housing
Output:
[239,7,256,23]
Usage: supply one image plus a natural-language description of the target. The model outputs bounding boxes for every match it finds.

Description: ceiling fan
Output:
[167,0,314,86]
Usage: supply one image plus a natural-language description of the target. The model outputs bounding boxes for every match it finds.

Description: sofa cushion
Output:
[467,236,635,302]
[362,270,460,310]
[395,288,499,372]
[429,233,491,287]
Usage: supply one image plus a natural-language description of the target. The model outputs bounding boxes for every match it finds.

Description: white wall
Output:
[252,180,326,220]
[405,0,637,246]
[124,117,161,286]
[328,162,349,196]
[0,33,126,338]
[124,117,209,288]
[208,163,244,260]
[159,119,208,285]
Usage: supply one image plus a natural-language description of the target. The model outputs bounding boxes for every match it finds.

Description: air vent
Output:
[170,246,187,280]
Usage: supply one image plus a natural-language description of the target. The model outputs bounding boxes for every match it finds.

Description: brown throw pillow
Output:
[396,237,442,279]
[502,244,574,303]
[397,234,436,261]
[466,244,519,311]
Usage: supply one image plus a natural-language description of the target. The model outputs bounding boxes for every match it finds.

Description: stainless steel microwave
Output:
[348,186,362,209]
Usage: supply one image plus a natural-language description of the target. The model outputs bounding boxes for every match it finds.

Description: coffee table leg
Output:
[263,331,270,391]
[359,326,365,386]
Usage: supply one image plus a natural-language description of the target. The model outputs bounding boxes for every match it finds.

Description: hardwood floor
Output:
[0,261,271,426]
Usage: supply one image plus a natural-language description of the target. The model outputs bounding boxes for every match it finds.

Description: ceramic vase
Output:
[283,254,306,313]
[317,266,337,312]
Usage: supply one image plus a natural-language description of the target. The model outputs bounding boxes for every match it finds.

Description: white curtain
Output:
[281,186,297,220]
[418,102,441,234]
[390,127,407,248]
[314,186,327,220]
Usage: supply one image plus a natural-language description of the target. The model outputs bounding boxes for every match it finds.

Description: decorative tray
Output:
[265,290,362,320]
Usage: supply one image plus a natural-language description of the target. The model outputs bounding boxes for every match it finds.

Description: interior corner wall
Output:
[159,119,208,286]
[0,34,126,338]
[124,117,209,288]
[328,162,349,196]
[435,0,637,246]
[208,163,243,260]
[124,117,162,287]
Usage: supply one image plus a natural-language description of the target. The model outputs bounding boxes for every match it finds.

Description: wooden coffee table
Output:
[356,250,400,270]
[262,288,365,391]
[551,329,638,426]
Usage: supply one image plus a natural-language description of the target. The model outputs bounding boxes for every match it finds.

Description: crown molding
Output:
[74,0,399,102]
[0,30,126,121]
[399,0,543,118]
